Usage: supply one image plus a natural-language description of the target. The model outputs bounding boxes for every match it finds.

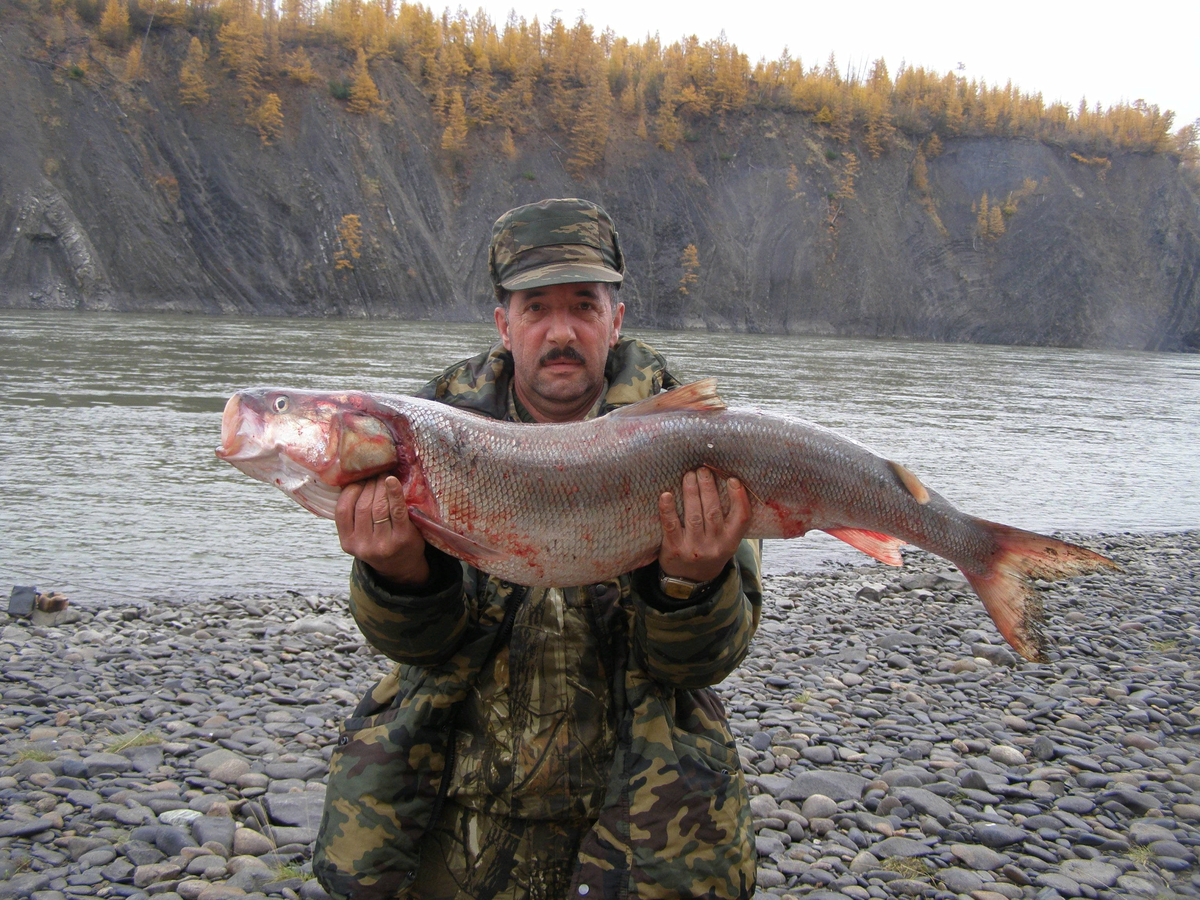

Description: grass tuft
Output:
[104,729,163,752]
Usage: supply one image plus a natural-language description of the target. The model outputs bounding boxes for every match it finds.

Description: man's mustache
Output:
[540,347,586,366]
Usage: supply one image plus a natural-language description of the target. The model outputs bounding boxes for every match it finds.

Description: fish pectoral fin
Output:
[408,509,508,564]
[824,527,906,566]
[607,377,727,417]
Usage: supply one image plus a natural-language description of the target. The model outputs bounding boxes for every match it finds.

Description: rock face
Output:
[1,13,1198,350]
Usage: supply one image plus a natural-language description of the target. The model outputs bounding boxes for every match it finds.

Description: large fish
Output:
[216,379,1116,661]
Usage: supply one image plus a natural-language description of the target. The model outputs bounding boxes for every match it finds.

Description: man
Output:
[315,199,762,900]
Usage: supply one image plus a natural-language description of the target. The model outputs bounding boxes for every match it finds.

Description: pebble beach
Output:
[2,531,1197,900]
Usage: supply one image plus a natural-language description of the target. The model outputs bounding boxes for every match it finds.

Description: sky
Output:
[477,0,1200,132]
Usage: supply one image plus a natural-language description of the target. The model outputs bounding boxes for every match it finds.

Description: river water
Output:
[2,310,1198,605]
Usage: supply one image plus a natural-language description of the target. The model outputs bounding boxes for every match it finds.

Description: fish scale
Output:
[217,379,1118,661]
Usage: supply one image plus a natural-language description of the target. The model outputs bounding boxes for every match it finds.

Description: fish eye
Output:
[273,395,290,413]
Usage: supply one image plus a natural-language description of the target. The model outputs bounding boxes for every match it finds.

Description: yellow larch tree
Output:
[976,192,990,237]
[285,47,316,85]
[440,89,468,154]
[123,42,143,82]
[178,37,210,105]
[348,47,382,115]
[218,19,265,103]
[98,0,130,47]
[679,244,700,296]
[988,203,1005,237]
[255,92,284,144]
[335,214,363,270]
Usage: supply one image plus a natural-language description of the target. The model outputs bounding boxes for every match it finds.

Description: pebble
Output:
[1,531,1198,900]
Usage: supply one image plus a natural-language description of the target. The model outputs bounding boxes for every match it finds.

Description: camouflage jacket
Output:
[315,338,762,900]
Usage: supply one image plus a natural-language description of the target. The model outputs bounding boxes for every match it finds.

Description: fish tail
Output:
[961,521,1118,663]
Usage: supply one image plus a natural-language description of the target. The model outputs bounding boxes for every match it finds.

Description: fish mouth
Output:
[215,393,268,462]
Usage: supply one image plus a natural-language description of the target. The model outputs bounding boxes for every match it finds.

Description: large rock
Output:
[780,771,869,803]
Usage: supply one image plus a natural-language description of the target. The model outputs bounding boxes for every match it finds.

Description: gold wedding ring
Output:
[373,517,390,525]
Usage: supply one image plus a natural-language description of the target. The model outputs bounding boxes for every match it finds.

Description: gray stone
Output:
[988,745,1027,766]
[263,791,326,828]
[1129,821,1175,845]
[192,816,236,853]
[890,787,956,819]
[0,874,52,899]
[973,822,1027,848]
[231,827,276,856]
[133,863,182,888]
[949,843,1008,871]
[871,836,933,858]
[120,840,166,867]
[263,759,327,780]
[1059,860,1120,888]
[0,816,57,837]
[780,771,868,802]
[194,749,248,776]
[1036,872,1082,894]
[937,867,985,893]
[82,752,133,775]
[160,809,204,828]
[799,794,837,820]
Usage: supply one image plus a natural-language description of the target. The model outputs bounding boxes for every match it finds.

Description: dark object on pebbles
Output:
[7,584,37,617]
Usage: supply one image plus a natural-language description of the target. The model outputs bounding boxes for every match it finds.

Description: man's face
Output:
[494,282,625,423]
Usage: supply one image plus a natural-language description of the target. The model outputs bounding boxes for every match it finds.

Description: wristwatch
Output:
[658,571,716,600]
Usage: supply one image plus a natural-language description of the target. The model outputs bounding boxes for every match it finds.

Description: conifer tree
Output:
[178,37,210,105]
[255,92,284,144]
[123,42,142,82]
[567,62,610,175]
[976,191,990,237]
[440,89,469,154]
[99,0,130,48]
[679,244,700,296]
[348,47,382,115]
[335,214,363,270]
[218,19,264,103]
[988,203,1005,237]
[655,70,684,151]
[286,47,316,84]
[499,127,516,159]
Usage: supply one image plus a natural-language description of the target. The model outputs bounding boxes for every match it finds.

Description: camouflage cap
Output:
[489,198,624,293]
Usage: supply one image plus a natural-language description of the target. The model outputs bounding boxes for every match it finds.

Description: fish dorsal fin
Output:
[608,378,727,418]
[887,460,930,504]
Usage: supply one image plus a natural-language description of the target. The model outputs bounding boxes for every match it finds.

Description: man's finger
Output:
[682,471,706,531]
[726,477,752,530]
[696,468,724,526]
[659,491,681,537]
[335,481,364,534]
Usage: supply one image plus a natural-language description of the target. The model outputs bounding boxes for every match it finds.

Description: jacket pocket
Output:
[313,669,448,900]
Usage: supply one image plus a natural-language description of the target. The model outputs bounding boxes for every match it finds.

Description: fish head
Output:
[216,388,401,518]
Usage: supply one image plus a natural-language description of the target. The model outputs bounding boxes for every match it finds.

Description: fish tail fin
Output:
[962,522,1118,663]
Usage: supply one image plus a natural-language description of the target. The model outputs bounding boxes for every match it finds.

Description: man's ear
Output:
[494,305,512,350]
[610,301,625,346]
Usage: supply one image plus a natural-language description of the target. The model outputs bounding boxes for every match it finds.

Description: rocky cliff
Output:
[2,11,1198,351]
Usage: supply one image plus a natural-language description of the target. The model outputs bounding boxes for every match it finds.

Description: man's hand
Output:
[335,475,430,587]
[657,468,752,584]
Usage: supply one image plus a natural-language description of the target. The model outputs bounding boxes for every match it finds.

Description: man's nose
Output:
[545,307,577,343]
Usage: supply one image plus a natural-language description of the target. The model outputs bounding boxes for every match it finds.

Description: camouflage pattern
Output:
[315,337,762,900]
[489,198,625,293]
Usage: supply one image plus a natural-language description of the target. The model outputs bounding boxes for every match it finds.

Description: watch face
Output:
[660,576,697,599]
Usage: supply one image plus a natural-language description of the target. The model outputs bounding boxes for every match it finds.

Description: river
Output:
[2,310,1198,605]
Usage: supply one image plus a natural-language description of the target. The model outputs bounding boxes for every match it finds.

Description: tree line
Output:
[35,0,1200,177]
